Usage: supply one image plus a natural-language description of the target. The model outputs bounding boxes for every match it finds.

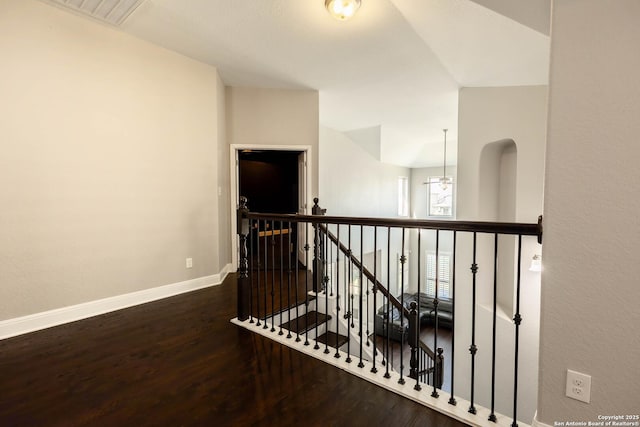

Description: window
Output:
[427,176,454,217]
[425,252,451,300]
[398,176,409,217]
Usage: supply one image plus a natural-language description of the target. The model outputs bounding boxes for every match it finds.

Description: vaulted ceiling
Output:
[40,0,550,167]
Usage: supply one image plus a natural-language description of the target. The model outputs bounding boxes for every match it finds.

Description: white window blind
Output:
[425,253,451,299]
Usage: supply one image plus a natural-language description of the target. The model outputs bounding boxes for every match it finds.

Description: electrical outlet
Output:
[186,258,193,269]
[566,369,591,403]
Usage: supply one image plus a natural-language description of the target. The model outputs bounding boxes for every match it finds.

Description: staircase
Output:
[233,196,544,427]
[268,289,377,363]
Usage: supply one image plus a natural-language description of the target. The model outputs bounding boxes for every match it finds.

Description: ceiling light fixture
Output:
[325,0,362,21]
[439,129,452,190]
[422,128,454,191]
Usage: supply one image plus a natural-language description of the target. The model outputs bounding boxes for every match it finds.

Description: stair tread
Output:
[315,331,349,348]
[280,311,331,333]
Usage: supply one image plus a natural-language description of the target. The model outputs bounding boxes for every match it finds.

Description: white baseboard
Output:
[532,412,552,427]
[0,263,232,340]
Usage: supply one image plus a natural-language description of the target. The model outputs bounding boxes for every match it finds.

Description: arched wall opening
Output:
[478,139,517,316]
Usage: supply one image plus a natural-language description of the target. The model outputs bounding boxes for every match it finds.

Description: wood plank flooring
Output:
[0,273,468,427]
[375,326,454,392]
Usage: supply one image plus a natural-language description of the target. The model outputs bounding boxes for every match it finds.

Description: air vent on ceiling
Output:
[43,0,146,26]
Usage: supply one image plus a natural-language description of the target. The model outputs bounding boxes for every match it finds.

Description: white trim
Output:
[231,317,533,427]
[531,412,552,427]
[229,144,313,271]
[0,264,231,340]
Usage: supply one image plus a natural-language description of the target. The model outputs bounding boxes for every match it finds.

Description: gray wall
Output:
[226,86,320,198]
[538,0,640,423]
[456,85,548,422]
[0,0,226,320]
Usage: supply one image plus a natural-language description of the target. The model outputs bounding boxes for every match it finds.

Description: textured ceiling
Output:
[40,0,551,167]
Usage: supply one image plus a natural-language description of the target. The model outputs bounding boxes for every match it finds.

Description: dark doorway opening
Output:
[238,150,302,270]
[238,150,300,214]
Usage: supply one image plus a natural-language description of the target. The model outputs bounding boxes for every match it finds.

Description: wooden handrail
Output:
[319,225,437,361]
[244,211,542,240]
[319,225,409,317]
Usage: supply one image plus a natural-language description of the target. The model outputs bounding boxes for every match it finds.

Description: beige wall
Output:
[457,86,547,224]
[319,125,409,218]
[225,86,319,269]
[456,86,547,422]
[539,0,640,423]
[226,86,319,198]
[0,0,225,320]
[216,75,232,272]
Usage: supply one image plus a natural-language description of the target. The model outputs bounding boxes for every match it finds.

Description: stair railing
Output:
[318,223,441,387]
[236,196,542,427]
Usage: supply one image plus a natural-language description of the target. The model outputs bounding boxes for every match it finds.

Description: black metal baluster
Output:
[324,223,330,354]
[409,301,420,391]
[366,234,371,349]
[469,232,478,414]
[271,220,276,333]
[371,226,378,374]
[334,225,341,359]
[329,234,334,297]
[286,221,292,339]
[313,218,321,349]
[249,219,255,323]
[256,220,262,327]
[343,227,349,328]
[449,230,458,406]
[236,197,250,322]
[279,220,284,336]
[294,221,301,342]
[346,225,352,363]
[358,225,365,368]
[365,279,370,348]
[343,227,349,330]
[384,227,391,379]
[488,234,498,423]
[263,220,269,329]
[398,227,406,385]
[304,224,310,346]
[511,235,523,427]
[421,349,424,384]
[414,229,422,391]
[432,229,440,398]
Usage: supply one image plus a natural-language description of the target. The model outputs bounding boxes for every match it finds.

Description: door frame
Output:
[230,144,312,271]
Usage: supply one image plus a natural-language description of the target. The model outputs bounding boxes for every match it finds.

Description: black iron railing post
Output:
[449,230,458,406]
[408,301,421,391]
[237,196,250,321]
[436,347,444,389]
[488,234,498,422]
[398,228,407,385]
[371,227,378,373]
[312,198,327,293]
[511,235,523,427]
[432,229,440,399]
[469,232,478,415]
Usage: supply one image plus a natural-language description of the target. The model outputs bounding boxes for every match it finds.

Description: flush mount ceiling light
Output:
[325,0,362,21]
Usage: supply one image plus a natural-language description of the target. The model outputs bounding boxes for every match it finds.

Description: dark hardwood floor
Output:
[0,273,468,427]
[375,326,454,392]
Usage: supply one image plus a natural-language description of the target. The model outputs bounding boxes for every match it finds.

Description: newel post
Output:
[408,301,420,388]
[312,198,327,293]
[237,196,250,321]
